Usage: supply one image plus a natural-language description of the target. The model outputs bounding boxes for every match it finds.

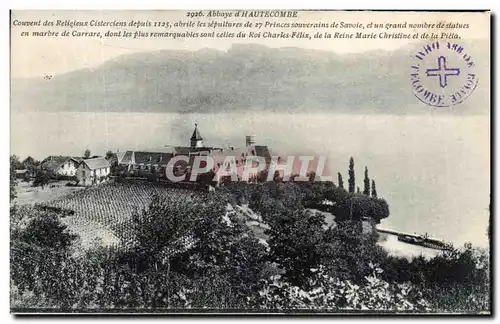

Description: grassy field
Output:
[14,180,84,206]
[45,180,198,247]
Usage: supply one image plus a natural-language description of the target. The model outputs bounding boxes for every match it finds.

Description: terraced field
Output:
[45,180,200,246]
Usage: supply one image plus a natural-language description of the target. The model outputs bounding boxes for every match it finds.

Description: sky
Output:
[10,10,490,79]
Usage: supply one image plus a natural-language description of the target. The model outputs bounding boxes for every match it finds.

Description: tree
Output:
[256,170,269,183]
[363,166,370,196]
[132,192,245,271]
[105,150,114,160]
[22,156,38,168]
[10,155,19,201]
[18,213,77,250]
[266,208,325,287]
[33,169,50,189]
[10,155,23,170]
[371,179,378,198]
[22,156,39,179]
[84,149,91,159]
[132,194,195,266]
[348,157,355,194]
[320,220,387,282]
[225,235,269,301]
[273,170,282,182]
[10,168,17,201]
[337,172,344,189]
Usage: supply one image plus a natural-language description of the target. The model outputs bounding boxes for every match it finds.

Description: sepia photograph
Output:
[9,10,491,314]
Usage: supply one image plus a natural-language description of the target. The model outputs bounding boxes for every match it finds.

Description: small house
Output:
[41,156,81,178]
[14,169,28,179]
[76,157,111,186]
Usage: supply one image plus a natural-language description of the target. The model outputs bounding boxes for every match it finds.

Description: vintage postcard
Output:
[9,10,491,314]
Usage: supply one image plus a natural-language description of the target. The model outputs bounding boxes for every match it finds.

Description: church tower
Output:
[190,123,204,149]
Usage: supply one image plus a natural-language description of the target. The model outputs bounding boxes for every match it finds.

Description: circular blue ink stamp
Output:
[410,41,479,107]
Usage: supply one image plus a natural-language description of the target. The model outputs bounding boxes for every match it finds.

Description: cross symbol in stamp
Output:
[425,56,461,88]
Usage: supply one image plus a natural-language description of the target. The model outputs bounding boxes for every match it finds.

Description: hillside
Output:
[11,42,489,115]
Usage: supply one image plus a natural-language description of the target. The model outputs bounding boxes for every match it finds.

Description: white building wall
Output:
[76,164,110,186]
[56,160,77,176]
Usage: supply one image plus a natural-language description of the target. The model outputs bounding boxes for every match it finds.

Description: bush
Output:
[320,220,388,283]
[266,208,325,287]
[15,213,77,251]
[380,244,490,312]
[32,169,51,188]
[249,264,430,312]
[10,194,273,310]
[9,183,490,313]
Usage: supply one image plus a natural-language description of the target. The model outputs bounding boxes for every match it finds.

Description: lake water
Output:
[11,112,490,248]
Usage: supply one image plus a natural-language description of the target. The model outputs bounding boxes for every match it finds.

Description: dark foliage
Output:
[22,156,39,169]
[10,156,19,201]
[371,179,378,198]
[320,220,387,282]
[15,214,77,250]
[338,172,344,189]
[105,150,114,160]
[266,208,325,287]
[348,157,355,194]
[379,243,490,311]
[363,166,370,196]
[10,155,24,170]
[33,168,51,188]
[9,179,489,312]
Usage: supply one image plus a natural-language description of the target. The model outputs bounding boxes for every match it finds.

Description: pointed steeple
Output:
[191,123,203,141]
[190,123,204,149]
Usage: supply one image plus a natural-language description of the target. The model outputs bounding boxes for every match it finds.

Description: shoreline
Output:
[378,232,442,259]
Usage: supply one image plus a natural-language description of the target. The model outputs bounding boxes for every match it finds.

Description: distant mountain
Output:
[11,42,489,115]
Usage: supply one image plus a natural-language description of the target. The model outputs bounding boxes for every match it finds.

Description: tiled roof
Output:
[209,148,247,167]
[120,151,134,164]
[41,156,71,171]
[134,151,173,165]
[105,152,125,165]
[115,152,126,164]
[173,146,193,155]
[43,155,70,164]
[82,157,110,170]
